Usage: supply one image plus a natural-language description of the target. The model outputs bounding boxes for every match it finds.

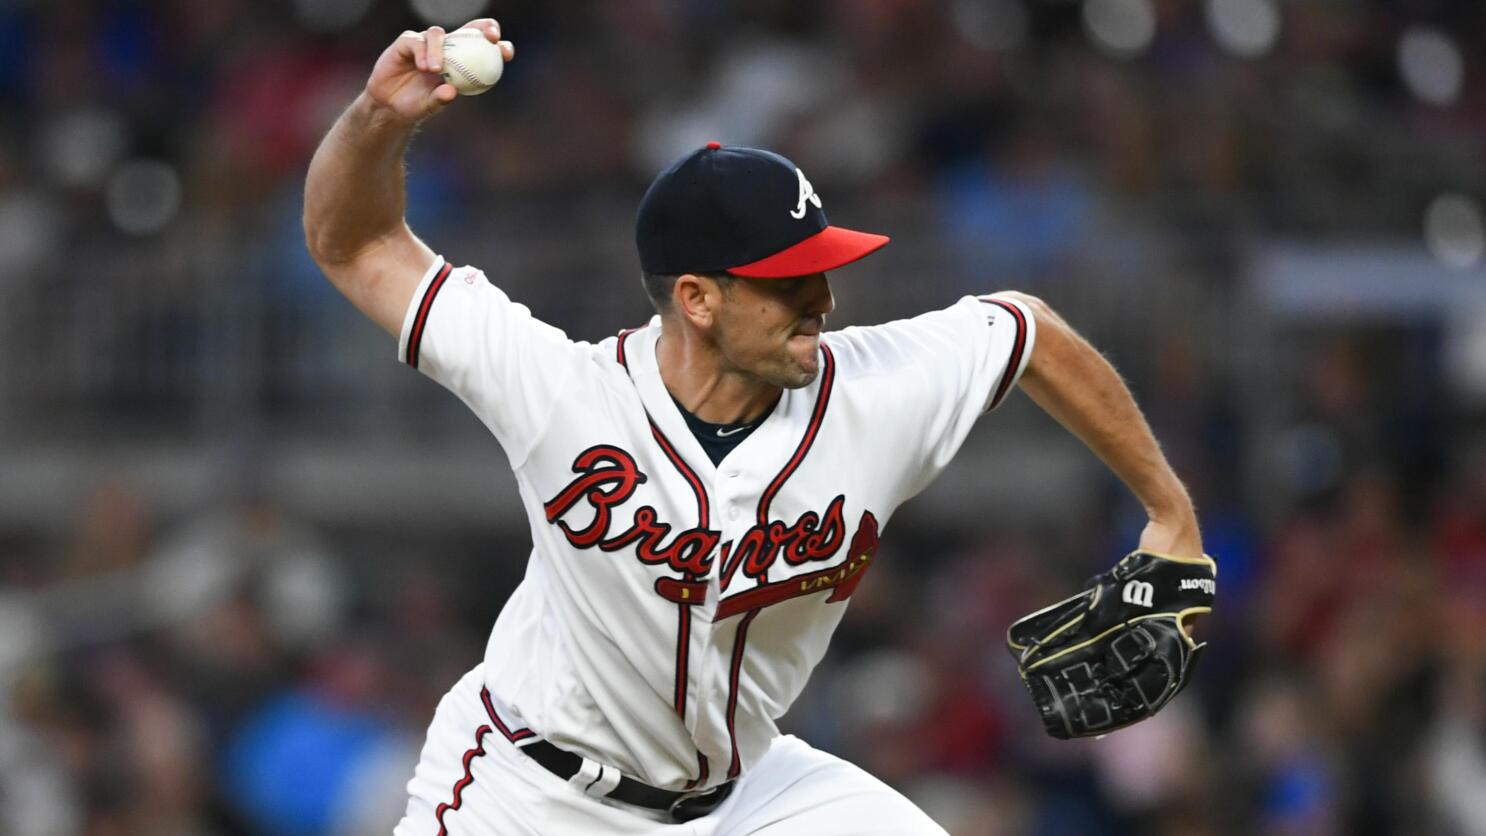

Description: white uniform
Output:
[392,256,1035,835]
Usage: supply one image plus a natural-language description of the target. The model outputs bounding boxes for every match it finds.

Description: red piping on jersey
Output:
[722,344,836,778]
[615,324,648,369]
[689,751,710,790]
[725,609,759,780]
[435,723,490,836]
[480,687,535,744]
[619,324,713,786]
[724,343,835,586]
[757,343,836,527]
[406,261,455,369]
[978,297,1028,410]
[649,421,709,530]
[647,419,709,765]
[673,605,693,718]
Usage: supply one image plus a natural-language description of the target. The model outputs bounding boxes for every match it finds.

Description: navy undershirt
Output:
[672,396,778,466]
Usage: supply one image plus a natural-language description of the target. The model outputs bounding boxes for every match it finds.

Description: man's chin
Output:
[781,342,820,388]
[780,366,818,389]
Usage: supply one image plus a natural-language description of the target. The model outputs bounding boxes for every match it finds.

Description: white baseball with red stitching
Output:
[441,29,504,95]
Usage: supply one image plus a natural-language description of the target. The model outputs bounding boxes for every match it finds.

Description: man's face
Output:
[710,272,835,389]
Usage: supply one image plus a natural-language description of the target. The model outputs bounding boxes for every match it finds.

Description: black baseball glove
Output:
[1006,550,1216,739]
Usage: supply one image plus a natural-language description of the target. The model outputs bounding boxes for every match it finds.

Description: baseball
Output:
[441,29,504,95]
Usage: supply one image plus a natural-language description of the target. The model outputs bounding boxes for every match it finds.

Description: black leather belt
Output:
[519,738,734,823]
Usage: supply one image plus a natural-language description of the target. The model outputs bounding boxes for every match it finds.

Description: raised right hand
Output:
[365,18,515,123]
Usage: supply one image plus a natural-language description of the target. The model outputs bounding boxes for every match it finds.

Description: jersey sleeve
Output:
[397,256,586,464]
[829,292,1036,498]
[971,294,1036,414]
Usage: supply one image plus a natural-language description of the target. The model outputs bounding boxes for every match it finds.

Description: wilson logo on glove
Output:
[1006,550,1217,739]
[1121,580,1155,608]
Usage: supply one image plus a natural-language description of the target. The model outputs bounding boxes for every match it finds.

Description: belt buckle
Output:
[667,786,724,823]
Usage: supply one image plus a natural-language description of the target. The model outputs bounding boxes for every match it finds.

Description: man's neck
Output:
[655,329,781,425]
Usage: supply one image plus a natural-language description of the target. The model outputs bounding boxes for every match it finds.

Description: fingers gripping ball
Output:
[442,29,504,95]
[1005,550,1217,739]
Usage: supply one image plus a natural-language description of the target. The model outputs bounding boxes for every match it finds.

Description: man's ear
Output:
[673,273,721,329]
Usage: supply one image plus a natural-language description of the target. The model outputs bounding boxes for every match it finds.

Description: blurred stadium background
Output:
[1,0,1484,833]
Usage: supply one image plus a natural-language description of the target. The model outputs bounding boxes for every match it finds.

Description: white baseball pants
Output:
[393,665,947,836]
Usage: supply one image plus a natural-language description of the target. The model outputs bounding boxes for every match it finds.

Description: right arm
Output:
[999,292,1202,561]
[303,20,514,336]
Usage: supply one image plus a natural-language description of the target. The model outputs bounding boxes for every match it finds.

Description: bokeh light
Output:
[408,0,489,27]
[1445,302,1486,404]
[950,0,1029,53]
[1425,194,1485,270]
[105,160,183,236]
[1083,0,1157,59]
[1205,0,1281,58]
[1398,26,1464,107]
[293,0,375,32]
[0,193,62,276]
[0,600,44,683]
[39,107,128,190]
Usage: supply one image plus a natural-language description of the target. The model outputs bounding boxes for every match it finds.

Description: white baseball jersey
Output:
[397,256,1035,793]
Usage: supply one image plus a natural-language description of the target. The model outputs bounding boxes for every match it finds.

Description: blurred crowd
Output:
[1,0,1485,834]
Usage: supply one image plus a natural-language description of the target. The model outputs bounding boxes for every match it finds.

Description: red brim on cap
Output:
[726,226,891,278]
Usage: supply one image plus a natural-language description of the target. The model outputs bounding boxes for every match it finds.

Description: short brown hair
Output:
[640,272,735,314]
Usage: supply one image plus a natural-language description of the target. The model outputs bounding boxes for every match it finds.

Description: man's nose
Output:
[805,274,834,316]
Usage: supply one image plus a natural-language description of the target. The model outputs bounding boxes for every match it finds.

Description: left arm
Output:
[996,292,1202,559]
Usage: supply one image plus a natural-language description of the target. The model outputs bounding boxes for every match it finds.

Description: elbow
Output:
[301,198,363,269]
[303,220,367,271]
[304,215,409,272]
[993,289,1065,337]
[303,216,347,270]
[303,210,334,269]
[303,226,326,269]
[993,290,1055,325]
[989,291,1070,386]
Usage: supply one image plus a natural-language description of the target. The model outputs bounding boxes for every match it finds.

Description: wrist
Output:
[354,90,420,132]
[1141,482,1196,529]
[1146,501,1196,528]
[1137,513,1203,559]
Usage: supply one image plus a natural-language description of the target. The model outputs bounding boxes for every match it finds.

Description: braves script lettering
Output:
[543,446,867,605]
[543,445,718,575]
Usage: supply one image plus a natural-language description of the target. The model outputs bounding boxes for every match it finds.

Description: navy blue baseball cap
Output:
[636,142,890,278]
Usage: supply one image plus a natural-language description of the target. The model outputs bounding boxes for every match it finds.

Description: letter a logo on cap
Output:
[791,168,822,220]
[636,145,889,276]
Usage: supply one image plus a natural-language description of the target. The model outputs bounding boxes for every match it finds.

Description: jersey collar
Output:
[621,321,808,483]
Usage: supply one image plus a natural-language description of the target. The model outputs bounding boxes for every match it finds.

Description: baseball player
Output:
[303,19,1206,835]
